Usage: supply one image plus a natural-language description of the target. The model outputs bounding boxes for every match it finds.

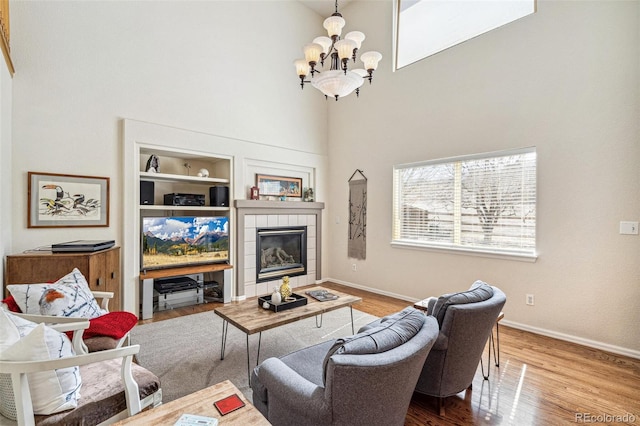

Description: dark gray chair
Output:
[251,307,439,426]
[414,281,506,415]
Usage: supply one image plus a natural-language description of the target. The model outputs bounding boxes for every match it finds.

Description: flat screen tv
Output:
[141,216,229,270]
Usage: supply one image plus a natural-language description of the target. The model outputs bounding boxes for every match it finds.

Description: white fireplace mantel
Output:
[235,200,325,300]
[235,200,325,210]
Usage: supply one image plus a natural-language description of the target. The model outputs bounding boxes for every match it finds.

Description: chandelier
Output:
[294,0,382,101]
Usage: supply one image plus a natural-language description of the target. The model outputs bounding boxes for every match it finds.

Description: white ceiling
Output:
[299,0,353,18]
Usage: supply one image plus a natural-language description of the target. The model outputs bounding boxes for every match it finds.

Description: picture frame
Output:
[256,174,303,198]
[28,171,110,228]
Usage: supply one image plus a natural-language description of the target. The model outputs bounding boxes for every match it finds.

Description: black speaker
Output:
[140,181,155,205]
[210,186,229,207]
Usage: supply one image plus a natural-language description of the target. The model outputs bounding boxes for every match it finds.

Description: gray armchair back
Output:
[415,283,506,399]
[251,308,439,426]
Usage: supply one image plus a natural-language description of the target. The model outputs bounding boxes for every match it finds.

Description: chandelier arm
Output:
[325,39,338,70]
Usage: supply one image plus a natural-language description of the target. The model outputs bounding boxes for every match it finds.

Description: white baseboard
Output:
[323,277,640,361]
[502,320,640,360]
[323,277,418,304]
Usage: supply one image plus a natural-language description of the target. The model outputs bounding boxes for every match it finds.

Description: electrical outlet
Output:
[620,221,639,235]
[351,264,357,272]
[526,294,534,306]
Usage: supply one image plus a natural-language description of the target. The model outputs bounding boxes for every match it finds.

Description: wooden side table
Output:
[113,380,269,425]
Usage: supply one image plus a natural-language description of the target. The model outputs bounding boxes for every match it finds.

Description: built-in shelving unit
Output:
[135,146,234,318]
[139,171,229,184]
[139,147,231,211]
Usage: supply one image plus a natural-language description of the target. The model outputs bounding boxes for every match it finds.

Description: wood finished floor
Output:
[141,282,640,425]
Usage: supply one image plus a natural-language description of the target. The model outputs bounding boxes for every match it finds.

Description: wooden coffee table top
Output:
[214,286,362,335]
[113,380,269,425]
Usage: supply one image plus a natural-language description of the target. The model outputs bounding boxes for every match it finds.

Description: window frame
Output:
[391,147,538,262]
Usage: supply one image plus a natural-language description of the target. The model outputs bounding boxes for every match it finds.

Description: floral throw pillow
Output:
[7,268,106,318]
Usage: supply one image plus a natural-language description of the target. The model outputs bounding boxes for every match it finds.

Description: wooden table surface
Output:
[214,286,362,334]
[113,380,270,425]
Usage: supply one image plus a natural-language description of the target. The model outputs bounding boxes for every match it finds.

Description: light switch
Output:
[619,221,639,235]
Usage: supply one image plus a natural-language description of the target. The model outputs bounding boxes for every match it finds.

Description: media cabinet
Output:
[5,246,121,311]
[139,263,233,319]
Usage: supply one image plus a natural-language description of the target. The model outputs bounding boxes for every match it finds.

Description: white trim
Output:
[321,278,416,303]
[502,320,640,360]
[393,146,536,170]
[391,241,538,262]
[324,278,640,361]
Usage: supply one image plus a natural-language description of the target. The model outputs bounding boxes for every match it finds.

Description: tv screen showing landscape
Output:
[141,216,229,270]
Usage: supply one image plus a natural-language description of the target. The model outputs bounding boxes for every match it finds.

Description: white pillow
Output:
[7,268,106,318]
[0,309,82,417]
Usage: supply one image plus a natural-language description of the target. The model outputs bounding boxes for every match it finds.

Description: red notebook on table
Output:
[214,394,245,415]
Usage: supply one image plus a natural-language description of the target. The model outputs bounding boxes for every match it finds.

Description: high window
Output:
[392,148,537,260]
[393,0,536,70]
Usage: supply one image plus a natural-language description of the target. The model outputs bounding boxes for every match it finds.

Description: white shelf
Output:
[140,205,230,212]
[140,171,229,185]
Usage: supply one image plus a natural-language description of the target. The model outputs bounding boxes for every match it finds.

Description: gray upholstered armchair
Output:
[251,307,439,426]
[414,281,506,416]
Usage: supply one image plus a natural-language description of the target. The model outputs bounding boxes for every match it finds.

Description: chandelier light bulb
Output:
[294,59,310,78]
[360,51,383,71]
[323,15,346,38]
[313,36,333,55]
[303,43,323,65]
[345,31,366,49]
[335,39,356,61]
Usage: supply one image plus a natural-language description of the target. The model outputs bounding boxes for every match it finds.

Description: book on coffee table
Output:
[306,290,339,302]
[174,413,218,426]
[214,393,245,415]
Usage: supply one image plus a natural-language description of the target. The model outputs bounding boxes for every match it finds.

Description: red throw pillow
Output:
[65,311,137,341]
[1,295,22,313]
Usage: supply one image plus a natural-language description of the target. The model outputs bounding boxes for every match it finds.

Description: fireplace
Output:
[256,227,307,282]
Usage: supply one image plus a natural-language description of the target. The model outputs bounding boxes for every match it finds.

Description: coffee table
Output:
[215,286,362,380]
[113,380,269,425]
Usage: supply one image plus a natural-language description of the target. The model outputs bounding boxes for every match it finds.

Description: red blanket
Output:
[2,295,136,339]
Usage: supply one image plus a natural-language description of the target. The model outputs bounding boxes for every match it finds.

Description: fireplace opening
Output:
[256,227,307,282]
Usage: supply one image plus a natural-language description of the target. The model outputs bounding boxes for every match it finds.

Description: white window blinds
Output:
[392,148,536,258]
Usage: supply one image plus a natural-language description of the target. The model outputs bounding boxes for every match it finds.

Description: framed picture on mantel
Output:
[256,174,302,198]
[28,171,110,228]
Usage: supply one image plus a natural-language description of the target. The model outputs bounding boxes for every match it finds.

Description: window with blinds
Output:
[392,148,537,259]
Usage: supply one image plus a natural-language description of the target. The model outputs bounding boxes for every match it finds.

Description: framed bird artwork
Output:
[28,171,110,228]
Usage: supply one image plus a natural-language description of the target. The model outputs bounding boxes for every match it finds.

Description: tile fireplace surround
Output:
[235,200,325,299]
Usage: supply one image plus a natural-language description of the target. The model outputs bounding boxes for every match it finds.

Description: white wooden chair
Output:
[0,318,162,426]
[2,291,132,355]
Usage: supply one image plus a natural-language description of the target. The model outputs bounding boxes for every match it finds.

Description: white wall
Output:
[7,1,330,309]
[326,0,640,356]
[0,57,12,290]
[8,2,327,251]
